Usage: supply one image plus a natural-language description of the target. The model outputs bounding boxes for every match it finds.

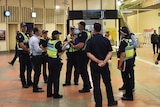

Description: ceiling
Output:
[121,0,160,10]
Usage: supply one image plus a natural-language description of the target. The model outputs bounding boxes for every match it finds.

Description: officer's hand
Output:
[63,41,67,45]
[40,45,46,51]
[98,61,106,67]
[118,66,123,71]
[40,44,43,48]
[70,43,74,48]
[27,49,30,54]
[155,60,159,65]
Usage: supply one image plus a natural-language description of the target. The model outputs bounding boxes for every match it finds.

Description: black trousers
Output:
[90,62,115,107]
[152,43,158,54]
[121,56,135,89]
[47,57,62,96]
[19,52,32,86]
[77,51,91,89]
[123,59,134,98]
[121,71,135,89]
[65,52,79,84]
[31,55,42,90]
[41,54,48,82]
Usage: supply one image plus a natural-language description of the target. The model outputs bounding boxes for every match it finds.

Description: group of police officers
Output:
[15,21,136,106]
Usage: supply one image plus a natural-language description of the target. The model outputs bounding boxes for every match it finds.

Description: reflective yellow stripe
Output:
[82,31,91,51]
[124,39,134,60]
[47,40,58,58]
[17,32,29,50]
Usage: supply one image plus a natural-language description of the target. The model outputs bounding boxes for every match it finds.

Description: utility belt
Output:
[78,49,85,53]
[31,54,42,57]
[66,51,78,54]
[42,52,48,57]
[48,56,60,59]
[18,50,28,55]
[30,54,42,59]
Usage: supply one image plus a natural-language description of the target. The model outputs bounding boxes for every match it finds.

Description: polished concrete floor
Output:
[1,44,160,107]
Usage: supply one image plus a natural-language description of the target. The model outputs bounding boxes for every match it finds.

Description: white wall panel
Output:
[34,0,44,8]
[102,0,115,9]
[88,0,100,10]
[73,0,86,10]
[45,23,56,38]
[7,0,20,6]
[21,0,32,8]
[45,0,54,8]
[0,0,6,6]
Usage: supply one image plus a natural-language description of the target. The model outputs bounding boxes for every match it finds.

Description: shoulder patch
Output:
[18,35,22,38]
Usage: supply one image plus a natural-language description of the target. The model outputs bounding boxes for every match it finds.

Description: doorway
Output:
[35,24,43,30]
[8,24,18,51]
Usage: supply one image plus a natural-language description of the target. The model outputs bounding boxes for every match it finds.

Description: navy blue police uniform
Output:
[47,31,63,98]
[86,34,116,107]
[77,30,91,92]
[16,32,32,88]
[117,39,134,100]
[63,34,79,86]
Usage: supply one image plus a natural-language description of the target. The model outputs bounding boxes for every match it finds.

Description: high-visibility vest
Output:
[17,32,29,50]
[66,34,78,52]
[47,40,59,58]
[124,39,134,60]
[82,31,91,51]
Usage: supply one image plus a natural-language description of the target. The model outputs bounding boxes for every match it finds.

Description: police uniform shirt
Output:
[86,34,112,62]
[16,33,24,43]
[117,39,128,58]
[16,32,29,49]
[39,37,49,48]
[130,34,138,48]
[77,31,87,50]
[54,40,63,54]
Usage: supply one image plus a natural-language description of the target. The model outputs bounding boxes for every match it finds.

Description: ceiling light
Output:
[131,0,136,2]
[31,12,36,18]
[117,1,122,6]
[55,5,60,9]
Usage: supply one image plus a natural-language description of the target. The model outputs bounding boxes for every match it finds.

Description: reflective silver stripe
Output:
[125,46,134,50]
[18,48,23,50]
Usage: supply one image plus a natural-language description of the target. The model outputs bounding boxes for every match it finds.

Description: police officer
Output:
[70,21,91,93]
[40,30,49,83]
[117,28,134,101]
[47,30,64,98]
[63,26,79,86]
[119,27,137,91]
[8,31,19,66]
[29,27,45,92]
[16,22,33,88]
[86,23,117,107]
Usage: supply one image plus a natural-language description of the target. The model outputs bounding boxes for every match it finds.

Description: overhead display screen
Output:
[83,10,104,19]
[68,10,118,20]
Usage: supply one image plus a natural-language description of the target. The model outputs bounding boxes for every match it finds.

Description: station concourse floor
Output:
[1,44,160,107]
